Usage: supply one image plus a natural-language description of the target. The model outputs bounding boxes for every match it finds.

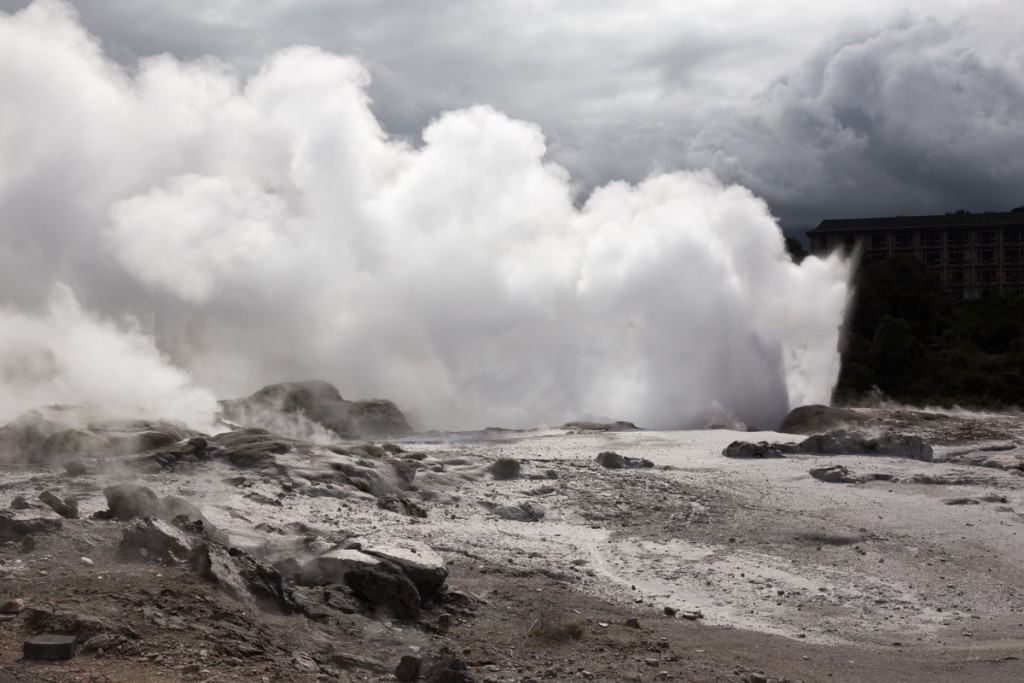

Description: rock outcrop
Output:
[220,381,413,441]
[723,429,933,462]
[778,405,870,435]
[595,451,654,468]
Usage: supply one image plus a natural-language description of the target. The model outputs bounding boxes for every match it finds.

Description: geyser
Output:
[0,0,851,431]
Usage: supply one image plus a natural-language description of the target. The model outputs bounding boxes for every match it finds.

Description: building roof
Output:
[808,208,1024,234]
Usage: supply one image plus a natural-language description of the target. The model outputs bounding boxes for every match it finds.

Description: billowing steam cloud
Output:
[0,1,850,431]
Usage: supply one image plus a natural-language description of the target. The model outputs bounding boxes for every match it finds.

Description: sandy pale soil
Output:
[2,407,1024,682]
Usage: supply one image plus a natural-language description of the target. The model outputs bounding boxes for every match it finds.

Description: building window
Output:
[978,249,996,265]
[923,250,941,267]
[1004,229,1021,245]
[948,250,965,266]
[978,230,997,246]
[947,232,967,247]
[1006,249,1021,265]
[922,232,942,247]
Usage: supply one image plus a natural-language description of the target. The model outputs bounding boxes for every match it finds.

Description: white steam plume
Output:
[0,1,850,431]
[0,285,218,428]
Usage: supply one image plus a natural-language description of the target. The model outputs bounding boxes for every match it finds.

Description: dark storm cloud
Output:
[687,15,1024,226]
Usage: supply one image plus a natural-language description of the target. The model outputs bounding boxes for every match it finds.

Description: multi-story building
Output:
[806,208,1024,299]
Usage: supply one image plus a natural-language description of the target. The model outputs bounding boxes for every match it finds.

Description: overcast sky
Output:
[3,0,1022,234]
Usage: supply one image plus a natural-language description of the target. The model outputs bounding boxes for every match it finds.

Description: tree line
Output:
[832,255,1024,409]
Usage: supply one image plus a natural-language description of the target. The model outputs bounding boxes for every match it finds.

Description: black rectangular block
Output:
[23,634,78,660]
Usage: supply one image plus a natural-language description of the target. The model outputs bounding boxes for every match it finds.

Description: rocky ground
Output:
[1,386,1024,682]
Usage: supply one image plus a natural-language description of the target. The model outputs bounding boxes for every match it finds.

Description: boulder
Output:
[596,451,655,468]
[486,501,546,522]
[220,381,413,441]
[489,457,521,480]
[778,405,870,435]
[38,491,78,519]
[101,484,164,519]
[418,647,475,683]
[360,540,448,600]
[345,562,421,621]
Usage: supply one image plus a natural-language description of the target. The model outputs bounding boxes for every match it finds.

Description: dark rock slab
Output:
[0,511,62,543]
[207,429,295,468]
[798,430,933,461]
[809,465,857,483]
[724,430,932,461]
[722,442,790,458]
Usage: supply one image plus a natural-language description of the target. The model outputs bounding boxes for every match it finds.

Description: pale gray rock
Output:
[120,517,196,561]
[300,548,381,586]
[360,539,448,600]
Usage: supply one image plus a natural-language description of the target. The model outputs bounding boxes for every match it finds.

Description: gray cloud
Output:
[6,1,1017,230]
[687,15,1024,223]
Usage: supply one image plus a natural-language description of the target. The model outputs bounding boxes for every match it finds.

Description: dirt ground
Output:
[2,406,1024,682]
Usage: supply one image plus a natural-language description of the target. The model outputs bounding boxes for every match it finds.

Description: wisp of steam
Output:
[0,1,850,431]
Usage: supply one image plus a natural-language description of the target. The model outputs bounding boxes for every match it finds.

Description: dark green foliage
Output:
[834,256,1024,408]
[784,235,808,264]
